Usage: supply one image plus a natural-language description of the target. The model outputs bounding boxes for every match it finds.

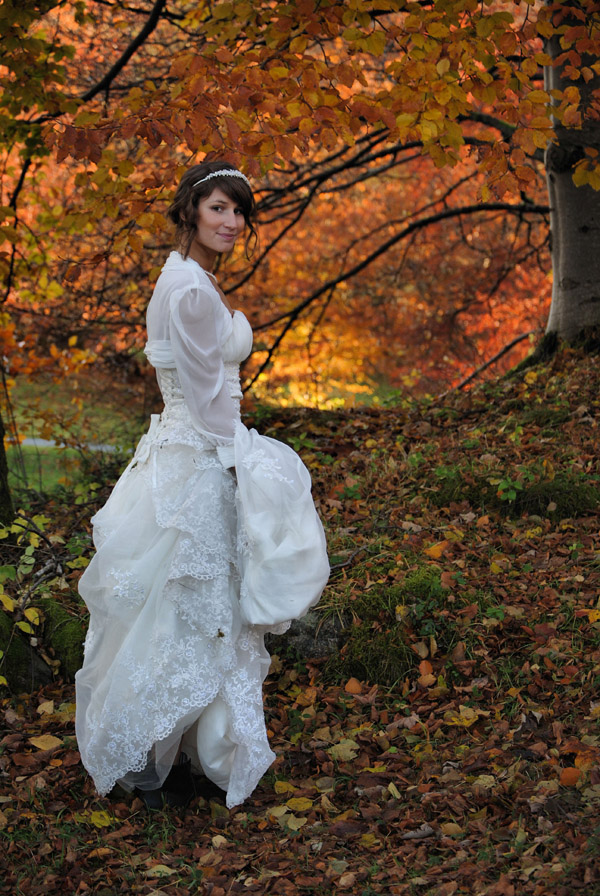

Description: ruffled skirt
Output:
[75,412,277,809]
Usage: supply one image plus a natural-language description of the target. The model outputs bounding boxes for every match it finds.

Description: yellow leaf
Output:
[490,561,502,574]
[441,822,463,837]
[90,810,112,828]
[274,780,297,794]
[0,676,7,687]
[542,458,555,481]
[286,796,313,812]
[267,806,289,819]
[285,813,307,831]
[388,782,402,799]
[24,607,41,625]
[29,734,62,750]
[360,832,381,848]
[424,540,447,559]
[55,702,76,722]
[428,22,449,38]
[0,593,15,612]
[16,621,34,635]
[37,700,54,715]
[444,705,481,727]
[526,89,550,104]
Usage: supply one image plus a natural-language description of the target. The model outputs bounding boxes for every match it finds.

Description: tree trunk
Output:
[545,2,600,339]
[0,409,13,524]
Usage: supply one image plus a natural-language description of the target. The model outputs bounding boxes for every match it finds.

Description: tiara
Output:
[193,169,250,187]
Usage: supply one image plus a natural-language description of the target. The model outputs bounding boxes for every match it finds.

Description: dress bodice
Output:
[155,309,252,410]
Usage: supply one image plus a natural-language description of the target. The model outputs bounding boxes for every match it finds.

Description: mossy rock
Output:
[265,609,345,660]
[325,624,414,686]
[323,566,452,687]
[430,470,600,519]
[0,609,53,691]
[511,474,600,518]
[38,596,85,681]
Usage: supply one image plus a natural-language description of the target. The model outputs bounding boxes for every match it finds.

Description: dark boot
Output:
[161,755,195,807]
[136,754,195,810]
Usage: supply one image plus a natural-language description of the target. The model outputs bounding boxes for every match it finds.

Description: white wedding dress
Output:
[75,252,329,809]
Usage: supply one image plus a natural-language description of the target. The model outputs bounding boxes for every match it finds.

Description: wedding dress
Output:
[75,252,329,809]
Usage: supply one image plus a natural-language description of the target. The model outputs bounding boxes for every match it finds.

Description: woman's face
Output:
[189,187,245,264]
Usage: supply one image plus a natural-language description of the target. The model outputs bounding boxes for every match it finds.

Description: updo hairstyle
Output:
[167,160,257,260]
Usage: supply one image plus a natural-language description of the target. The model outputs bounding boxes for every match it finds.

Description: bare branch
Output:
[81,0,168,101]
[444,330,540,393]
[244,201,549,390]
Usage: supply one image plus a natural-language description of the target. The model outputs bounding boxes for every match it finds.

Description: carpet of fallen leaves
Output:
[2,347,600,895]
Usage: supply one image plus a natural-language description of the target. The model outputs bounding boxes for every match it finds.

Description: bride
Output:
[75,160,329,810]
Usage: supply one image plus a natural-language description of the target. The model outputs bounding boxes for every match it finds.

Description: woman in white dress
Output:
[75,161,329,810]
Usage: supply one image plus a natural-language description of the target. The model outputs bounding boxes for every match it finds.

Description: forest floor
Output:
[1,346,600,896]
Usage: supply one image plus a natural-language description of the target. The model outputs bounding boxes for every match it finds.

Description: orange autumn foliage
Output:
[1,0,599,412]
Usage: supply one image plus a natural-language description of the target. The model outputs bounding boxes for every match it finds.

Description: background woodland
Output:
[1,3,600,893]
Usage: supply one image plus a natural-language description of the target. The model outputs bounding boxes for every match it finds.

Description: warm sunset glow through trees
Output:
[1,0,600,513]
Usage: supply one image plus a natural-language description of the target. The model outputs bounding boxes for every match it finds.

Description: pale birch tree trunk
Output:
[545,2,600,338]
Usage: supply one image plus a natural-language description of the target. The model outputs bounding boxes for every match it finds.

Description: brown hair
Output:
[167,160,257,259]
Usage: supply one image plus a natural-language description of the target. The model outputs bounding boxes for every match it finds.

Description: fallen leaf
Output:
[144,864,178,877]
[344,677,362,694]
[89,810,112,828]
[440,822,463,837]
[327,739,359,761]
[559,767,581,787]
[212,835,228,848]
[400,823,436,840]
[274,780,297,794]
[424,540,448,559]
[286,796,313,811]
[29,735,62,751]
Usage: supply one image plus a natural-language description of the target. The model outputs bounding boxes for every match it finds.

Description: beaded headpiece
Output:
[193,169,250,187]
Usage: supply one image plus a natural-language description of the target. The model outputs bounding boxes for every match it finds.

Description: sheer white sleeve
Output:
[169,286,238,458]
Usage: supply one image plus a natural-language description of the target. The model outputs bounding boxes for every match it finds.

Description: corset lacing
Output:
[156,366,243,416]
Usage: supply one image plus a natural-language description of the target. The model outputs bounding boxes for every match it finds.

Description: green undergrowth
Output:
[429,465,600,518]
[323,566,452,685]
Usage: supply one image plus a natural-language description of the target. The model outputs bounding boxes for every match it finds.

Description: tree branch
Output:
[81,0,168,101]
[443,330,539,393]
[244,201,549,390]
